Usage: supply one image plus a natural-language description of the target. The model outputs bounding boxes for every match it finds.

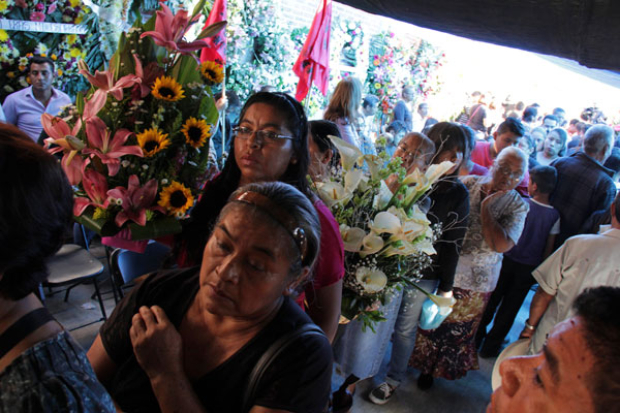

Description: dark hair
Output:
[522,106,538,123]
[573,287,620,413]
[460,124,477,162]
[224,182,321,278]
[309,120,341,171]
[426,122,468,177]
[386,120,407,135]
[520,133,536,155]
[553,107,565,116]
[28,55,55,72]
[496,117,526,138]
[529,165,557,194]
[547,127,568,156]
[422,117,439,134]
[0,124,73,300]
[180,92,310,264]
[542,114,558,124]
[362,95,379,109]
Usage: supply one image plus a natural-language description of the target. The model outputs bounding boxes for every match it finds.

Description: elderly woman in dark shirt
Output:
[88,182,333,413]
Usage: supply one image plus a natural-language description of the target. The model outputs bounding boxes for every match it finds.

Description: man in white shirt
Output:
[520,192,620,354]
[3,55,72,142]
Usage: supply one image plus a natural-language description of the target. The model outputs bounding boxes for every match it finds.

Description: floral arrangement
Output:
[338,19,363,67]
[224,0,297,101]
[43,2,222,243]
[366,32,444,115]
[0,0,105,101]
[315,136,454,330]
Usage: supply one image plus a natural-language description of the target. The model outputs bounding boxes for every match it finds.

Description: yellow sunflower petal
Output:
[158,181,194,216]
[181,117,212,149]
[199,61,224,86]
[152,76,185,102]
[136,128,170,156]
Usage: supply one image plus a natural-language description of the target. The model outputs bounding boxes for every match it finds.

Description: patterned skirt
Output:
[408,287,492,380]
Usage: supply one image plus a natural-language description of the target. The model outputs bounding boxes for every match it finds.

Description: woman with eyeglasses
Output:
[175,92,344,343]
[409,147,529,384]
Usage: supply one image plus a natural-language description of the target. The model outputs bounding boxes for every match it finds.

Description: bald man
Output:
[550,125,616,246]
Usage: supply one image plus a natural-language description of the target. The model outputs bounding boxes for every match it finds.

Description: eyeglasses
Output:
[233,126,294,146]
[396,143,421,160]
[496,165,523,181]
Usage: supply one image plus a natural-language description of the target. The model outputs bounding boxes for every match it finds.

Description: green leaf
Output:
[128,217,182,240]
[196,21,227,41]
[191,0,208,21]
[75,91,84,115]
[171,55,201,85]
[74,212,119,237]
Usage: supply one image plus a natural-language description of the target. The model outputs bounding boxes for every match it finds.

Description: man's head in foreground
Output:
[488,286,620,413]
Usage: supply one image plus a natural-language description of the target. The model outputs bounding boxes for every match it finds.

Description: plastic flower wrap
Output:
[43,2,224,245]
[315,136,453,330]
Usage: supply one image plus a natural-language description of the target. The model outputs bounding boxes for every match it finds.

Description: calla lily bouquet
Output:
[315,136,454,329]
[44,2,225,246]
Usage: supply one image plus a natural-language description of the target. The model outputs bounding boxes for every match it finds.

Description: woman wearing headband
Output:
[88,182,332,413]
[175,92,344,343]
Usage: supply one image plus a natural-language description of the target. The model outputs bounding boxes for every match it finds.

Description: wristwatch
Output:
[524,319,537,331]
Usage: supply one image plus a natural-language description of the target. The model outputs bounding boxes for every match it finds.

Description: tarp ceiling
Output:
[336,0,620,72]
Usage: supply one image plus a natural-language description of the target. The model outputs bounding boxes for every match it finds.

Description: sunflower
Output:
[199,61,224,85]
[152,76,185,102]
[137,128,170,157]
[158,182,194,216]
[181,117,212,149]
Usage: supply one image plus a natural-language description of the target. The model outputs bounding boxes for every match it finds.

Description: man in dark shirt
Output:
[393,85,414,132]
[551,125,616,247]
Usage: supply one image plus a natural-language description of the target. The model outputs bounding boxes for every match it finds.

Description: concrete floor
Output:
[44,241,533,413]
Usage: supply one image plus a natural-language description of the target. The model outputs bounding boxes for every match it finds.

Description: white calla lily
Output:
[363,154,383,181]
[370,211,402,234]
[329,135,363,171]
[317,181,352,208]
[428,294,456,310]
[360,232,384,256]
[402,167,426,187]
[344,169,364,193]
[340,224,366,252]
[425,161,455,185]
[355,267,388,293]
[373,180,394,210]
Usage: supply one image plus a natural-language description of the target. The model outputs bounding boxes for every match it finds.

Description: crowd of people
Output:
[1,57,620,413]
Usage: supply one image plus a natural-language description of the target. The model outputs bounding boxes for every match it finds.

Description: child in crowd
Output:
[475,165,560,357]
[459,124,489,177]
[386,132,435,193]
[377,120,407,157]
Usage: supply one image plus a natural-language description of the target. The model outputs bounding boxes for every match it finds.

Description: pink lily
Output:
[140,2,208,54]
[74,167,109,217]
[132,54,164,98]
[82,117,143,176]
[78,60,141,119]
[107,175,158,227]
[42,113,85,185]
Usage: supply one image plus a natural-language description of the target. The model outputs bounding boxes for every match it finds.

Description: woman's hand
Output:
[130,306,184,380]
[481,190,507,210]
[519,326,535,340]
[480,190,515,253]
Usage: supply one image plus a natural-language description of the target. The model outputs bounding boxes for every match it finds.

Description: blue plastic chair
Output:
[109,241,171,301]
